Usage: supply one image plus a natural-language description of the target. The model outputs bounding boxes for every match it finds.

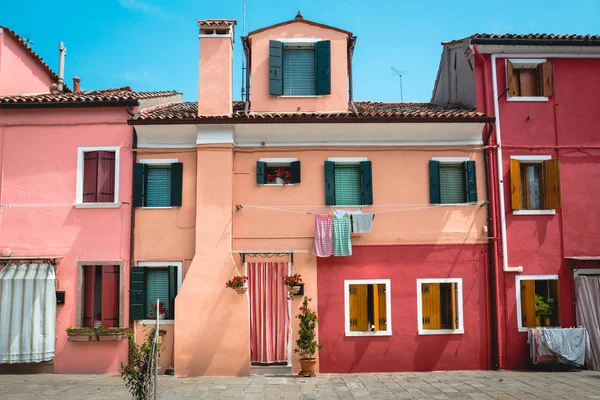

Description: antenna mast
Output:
[241,0,247,100]
[391,67,404,101]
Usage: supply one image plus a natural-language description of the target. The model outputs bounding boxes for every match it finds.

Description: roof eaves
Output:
[247,16,353,37]
[0,100,140,109]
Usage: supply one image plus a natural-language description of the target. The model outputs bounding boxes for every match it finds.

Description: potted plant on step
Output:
[294,296,323,377]
[66,327,95,342]
[284,273,303,299]
[226,275,248,294]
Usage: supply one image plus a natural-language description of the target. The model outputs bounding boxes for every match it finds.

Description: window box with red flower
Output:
[256,159,301,186]
[284,273,304,299]
[226,276,248,294]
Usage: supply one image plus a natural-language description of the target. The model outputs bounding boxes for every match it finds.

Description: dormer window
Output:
[269,40,331,97]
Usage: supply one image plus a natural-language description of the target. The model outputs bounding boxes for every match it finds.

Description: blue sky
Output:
[3,0,599,102]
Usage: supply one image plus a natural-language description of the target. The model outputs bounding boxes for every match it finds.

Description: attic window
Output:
[507,59,554,100]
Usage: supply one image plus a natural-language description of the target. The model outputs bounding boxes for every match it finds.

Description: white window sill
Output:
[507,96,549,102]
[278,95,323,98]
[418,329,464,335]
[138,320,175,325]
[73,202,121,209]
[141,207,175,209]
[345,331,392,337]
[436,202,478,207]
[260,184,298,187]
[328,205,369,208]
[513,210,556,216]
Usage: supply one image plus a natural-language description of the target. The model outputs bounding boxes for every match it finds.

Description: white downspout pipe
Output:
[490,54,523,273]
[57,41,66,92]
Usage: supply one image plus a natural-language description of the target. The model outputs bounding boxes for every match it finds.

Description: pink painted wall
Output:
[0,29,55,95]
[317,244,490,372]
[480,56,600,369]
[198,36,233,116]
[248,22,350,113]
[0,108,133,373]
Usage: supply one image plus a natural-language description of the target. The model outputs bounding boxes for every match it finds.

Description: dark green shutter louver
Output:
[464,161,477,202]
[130,267,146,321]
[283,48,316,95]
[168,265,178,320]
[290,161,301,184]
[269,40,283,95]
[171,162,183,207]
[325,161,335,205]
[316,40,331,95]
[256,161,267,184]
[360,161,373,205]
[334,165,362,205]
[133,163,146,207]
[146,167,171,207]
[429,160,441,204]
[440,165,466,204]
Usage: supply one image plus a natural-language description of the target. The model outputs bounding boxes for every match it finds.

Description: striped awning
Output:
[0,263,56,363]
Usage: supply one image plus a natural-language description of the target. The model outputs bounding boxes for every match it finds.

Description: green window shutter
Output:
[269,41,283,95]
[133,163,146,207]
[145,167,172,207]
[429,160,441,204]
[464,161,477,203]
[146,269,170,319]
[256,161,267,184]
[325,161,335,205]
[130,266,146,321]
[290,161,301,184]
[335,164,362,206]
[171,162,183,207]
[283,47,316,96]
[360,161,373,205]
[440,165,466,204]
[168,265,178,320]
[316,40,331,95]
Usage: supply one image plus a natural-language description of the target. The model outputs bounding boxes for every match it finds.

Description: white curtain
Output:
[575,275,600,370]
[0,263,56,363]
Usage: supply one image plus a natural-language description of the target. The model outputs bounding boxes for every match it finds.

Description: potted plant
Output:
[294,296,323,377]
[284,273,303,299]
[96,327,127,342]
[267,168,292,185]
[149,301,167,320]
[535,294,555,326]
[226,275,248,294]
[66,327,95,342]
[544,298,556,326]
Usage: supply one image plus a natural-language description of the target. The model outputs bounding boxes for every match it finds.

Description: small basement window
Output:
[256,159,300,185]
[507,59,554,99]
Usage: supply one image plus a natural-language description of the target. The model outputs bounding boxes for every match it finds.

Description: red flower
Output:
[309,298,312,302]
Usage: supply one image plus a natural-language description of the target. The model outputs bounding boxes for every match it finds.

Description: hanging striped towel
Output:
[333,214,352,256]
[312,214,333,257]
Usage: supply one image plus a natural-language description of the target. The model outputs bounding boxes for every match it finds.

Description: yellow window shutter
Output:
[356,284,368,331]
[521,280,536,328]
[507,61,518,96]
[537,61,554,97]
[510,159,522,210]
[349,285,358,331]
[422,283,441,330]
[372,284,380,332]
[451,282,458,330]
[378,285,387,331]
[543,159,561,210]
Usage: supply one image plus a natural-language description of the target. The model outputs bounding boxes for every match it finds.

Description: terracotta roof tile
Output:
[136,101,490,122]
[197,20,237,27]
[0,26,70,91]
[0,87,181,106]
[472,33,600,43]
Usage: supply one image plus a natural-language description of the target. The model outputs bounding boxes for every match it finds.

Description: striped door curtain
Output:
[0,263,56,363]
[248,262,290,363]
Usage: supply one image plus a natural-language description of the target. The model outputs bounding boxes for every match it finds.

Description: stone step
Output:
[251,365,293,376]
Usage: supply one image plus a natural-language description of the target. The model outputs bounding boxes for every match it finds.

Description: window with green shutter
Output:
[145,166,172,207]
[283,47,316,96]
[334,164,362,206]
[130,265,179,321]
[134,162,183,208]
[440,165,466,204]
[429,160,477,204]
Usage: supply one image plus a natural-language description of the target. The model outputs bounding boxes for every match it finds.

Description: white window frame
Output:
[138,261,183,324]
[328,157,368,208]
[75,146,121,208]
[344,279,392,337]
[431,157,472,206]
[510,155,556,215]
[139,158,178,209]
[505,59,549,102]
[259,158,299,186]
[515,274,559,333]
[416,278,464,335]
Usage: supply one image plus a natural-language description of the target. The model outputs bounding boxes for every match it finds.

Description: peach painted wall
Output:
[198,37,233,116]
[135,324,174,374]
[174,144,251,377]
[248,22,350,113]
[0,108,133,373]
[0,30,55,95]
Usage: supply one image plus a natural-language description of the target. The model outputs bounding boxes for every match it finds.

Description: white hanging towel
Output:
[352,213,374,233]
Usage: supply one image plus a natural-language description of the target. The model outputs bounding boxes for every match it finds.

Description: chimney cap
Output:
[197,19,237,28]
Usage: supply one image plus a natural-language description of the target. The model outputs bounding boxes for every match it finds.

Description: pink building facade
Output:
[433,34,600,369]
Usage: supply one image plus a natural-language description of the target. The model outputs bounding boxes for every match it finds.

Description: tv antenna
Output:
[391,67,404,101]
[241,0,247,100]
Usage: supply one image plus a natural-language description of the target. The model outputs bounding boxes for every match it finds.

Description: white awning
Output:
[0,263,56,363]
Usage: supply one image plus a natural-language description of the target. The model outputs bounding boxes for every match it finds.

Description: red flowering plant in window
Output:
[284,273,303,299]
[148,301,166,318]
[225,276,248,289]
[267,167,292,185]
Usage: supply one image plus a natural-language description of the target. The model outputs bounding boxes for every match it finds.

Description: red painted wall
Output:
[317,244,490,373]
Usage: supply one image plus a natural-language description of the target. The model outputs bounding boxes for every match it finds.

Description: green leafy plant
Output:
[96,327,127,336]
[225,275,248,289]
[294,296,323,360]
[535,294,555,318]
[66,327,95,335]
[120,328,161,400]
[285,273,303,299]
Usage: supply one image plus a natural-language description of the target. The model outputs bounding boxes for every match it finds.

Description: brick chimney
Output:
[197,19,237,116]
[73,76,81,93]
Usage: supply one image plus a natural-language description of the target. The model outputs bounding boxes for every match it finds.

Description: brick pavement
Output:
[1,370,600,399]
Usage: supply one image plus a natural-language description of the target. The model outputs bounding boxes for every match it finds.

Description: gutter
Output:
[0,100,140,109]
[347,35,358,116]
[471,38,600,47]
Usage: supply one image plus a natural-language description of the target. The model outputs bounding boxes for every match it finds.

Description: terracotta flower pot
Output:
[291,285,301,295]
[97,333,125,342]
[545,317,552,327]
[68,333,91,342]
[535,316,542,327]
[299,358,317,377]
[234,285,248,294]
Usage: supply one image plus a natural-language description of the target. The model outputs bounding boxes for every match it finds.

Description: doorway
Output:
[574,267,600,370]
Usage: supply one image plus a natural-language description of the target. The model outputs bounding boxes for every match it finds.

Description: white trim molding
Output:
[328,157,368,164]
[138,261,183,323]
[139,158,179,165]
[416,278,464,335]
[277,38,322,43]
[513,210,556,216]
[75,146,120,207]
[515,274,559,333]
[259,158,298,166]
[432,157,471,164]
[510,155,551,162]
[344,279,392,337]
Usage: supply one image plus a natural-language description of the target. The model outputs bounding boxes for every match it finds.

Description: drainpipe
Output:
[57,42,67,92]
[347,36,358,116]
